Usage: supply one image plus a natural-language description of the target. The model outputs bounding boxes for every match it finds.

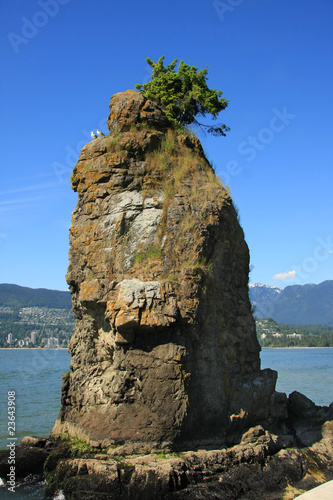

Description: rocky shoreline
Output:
[0,391,332,499]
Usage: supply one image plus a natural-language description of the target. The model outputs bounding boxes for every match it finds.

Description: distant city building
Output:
[7,333,13,345]
[30,331,37,344]
[287,333,302,339]
[47,337,59,347]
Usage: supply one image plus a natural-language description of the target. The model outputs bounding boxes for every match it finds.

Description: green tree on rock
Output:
[135,56,230,137]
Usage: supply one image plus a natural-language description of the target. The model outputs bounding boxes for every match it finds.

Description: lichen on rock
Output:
[53,89,285,450]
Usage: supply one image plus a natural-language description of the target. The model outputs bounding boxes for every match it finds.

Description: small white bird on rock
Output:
[53,490,66,500]
[97,129,106,137]
[90,131,98,140]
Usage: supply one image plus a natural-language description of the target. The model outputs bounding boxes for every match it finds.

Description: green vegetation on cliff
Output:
[135,56,230,137]
[129,127,230,279]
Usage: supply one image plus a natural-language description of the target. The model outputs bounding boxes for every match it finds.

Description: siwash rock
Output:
[53,89,286,450]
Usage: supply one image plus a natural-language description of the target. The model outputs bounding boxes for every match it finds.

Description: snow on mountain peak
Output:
[249,283,282,293]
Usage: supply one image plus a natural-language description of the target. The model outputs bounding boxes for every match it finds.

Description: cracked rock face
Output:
[53,90,285,449]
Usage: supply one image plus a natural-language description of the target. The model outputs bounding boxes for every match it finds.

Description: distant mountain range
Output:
[0,284,71,310]
[1,281,333,325]
[249,280,333,325]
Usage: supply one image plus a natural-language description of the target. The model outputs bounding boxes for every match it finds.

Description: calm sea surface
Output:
[0,347,332,498]
[0,349,70,499]
[261,347,333,406]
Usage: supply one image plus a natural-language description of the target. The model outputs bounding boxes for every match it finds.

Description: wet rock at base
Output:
[0,436,53,481]
[45,420,333,500]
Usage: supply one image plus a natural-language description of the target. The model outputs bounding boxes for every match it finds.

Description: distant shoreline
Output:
[261,346,333,349]
[0,347,68,350]
[1,346,332,351]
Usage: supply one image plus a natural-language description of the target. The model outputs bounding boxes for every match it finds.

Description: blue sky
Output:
[1,0,332,291]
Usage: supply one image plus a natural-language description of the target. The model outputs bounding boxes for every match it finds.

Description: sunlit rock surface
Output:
[52,90,285,450]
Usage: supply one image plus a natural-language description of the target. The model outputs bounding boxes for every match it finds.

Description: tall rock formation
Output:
[53,90,285,450]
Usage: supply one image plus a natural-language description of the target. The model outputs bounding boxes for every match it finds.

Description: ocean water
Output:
[0,347,332,499]
[0,349,71,449]
[0,349,70,500]
[261,347,333,406]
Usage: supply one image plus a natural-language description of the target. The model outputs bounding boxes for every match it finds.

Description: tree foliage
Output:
[135,56,230,137]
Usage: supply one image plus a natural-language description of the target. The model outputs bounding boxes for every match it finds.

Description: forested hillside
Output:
[0,284,71,310]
